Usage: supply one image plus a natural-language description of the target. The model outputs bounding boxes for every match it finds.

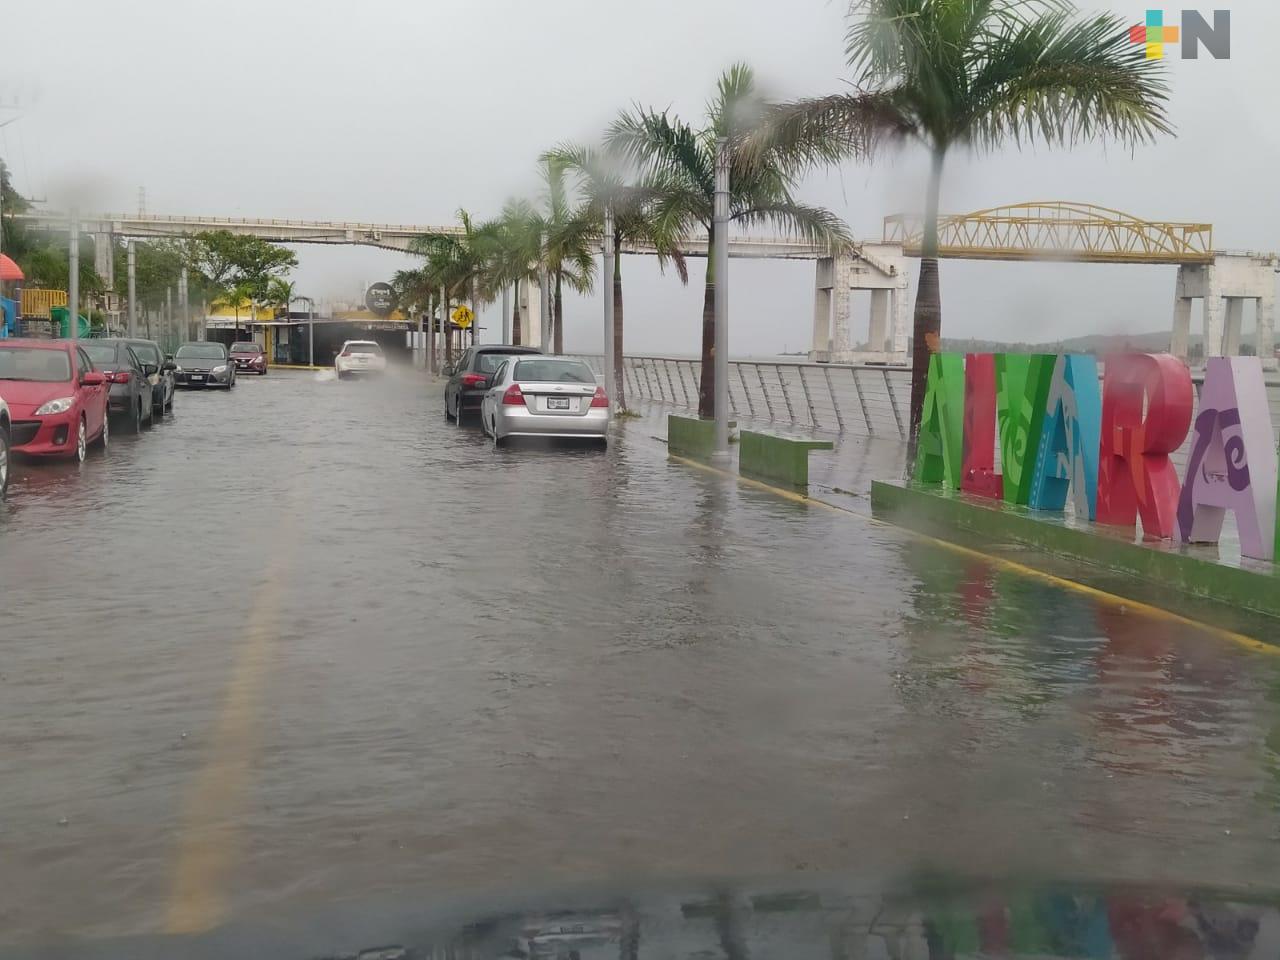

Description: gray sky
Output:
[3,0,1276,355]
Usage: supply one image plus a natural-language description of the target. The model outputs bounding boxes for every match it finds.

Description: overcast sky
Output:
[3,0,1276,355]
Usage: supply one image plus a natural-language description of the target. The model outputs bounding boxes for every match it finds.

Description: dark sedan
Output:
[444,345,541,424]
[126,338,177,415]
[174,342,237,389]
[80,339,154,433]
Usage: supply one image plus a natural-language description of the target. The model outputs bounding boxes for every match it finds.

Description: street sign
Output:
[451,304,474,329]
[365,282,396,317]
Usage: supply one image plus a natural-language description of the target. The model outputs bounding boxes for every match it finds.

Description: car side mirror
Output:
[81,371,106,386]
[162,360,177,372]
[143,362,159,377]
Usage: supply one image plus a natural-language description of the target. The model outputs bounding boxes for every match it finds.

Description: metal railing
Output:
[576,355,911,440]
[20,288,69,318]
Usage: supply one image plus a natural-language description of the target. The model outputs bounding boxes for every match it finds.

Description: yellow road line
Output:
[667,453,1275,655]
[164,530,295,934]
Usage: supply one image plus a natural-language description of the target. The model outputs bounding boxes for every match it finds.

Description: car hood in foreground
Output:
[5,873,1274,959]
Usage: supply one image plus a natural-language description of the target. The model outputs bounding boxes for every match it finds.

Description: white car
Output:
[334,340,387,379]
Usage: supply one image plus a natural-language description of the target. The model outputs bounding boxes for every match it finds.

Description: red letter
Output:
[1096,354,1193,539]
[961,353,1003,499]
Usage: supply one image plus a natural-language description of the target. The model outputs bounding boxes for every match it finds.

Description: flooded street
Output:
[3,368,1280,950]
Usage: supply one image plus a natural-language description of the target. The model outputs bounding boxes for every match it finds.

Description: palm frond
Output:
[734,201,854,255]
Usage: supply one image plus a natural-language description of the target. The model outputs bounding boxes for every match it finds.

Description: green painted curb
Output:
[668,415,717,460]
[739,430,834,488]
[871,480,1280,621]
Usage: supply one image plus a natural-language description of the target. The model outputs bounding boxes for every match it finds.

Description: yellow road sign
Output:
[451,304,474,329]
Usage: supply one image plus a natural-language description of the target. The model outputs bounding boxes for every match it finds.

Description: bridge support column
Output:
[1222,297,1244,356]
[1258,286,1276,367]
[829,255,854,358]
[93,233,114,287]
[868,288,890,352]
[1171,267,1192,361]
[1203,264,1225,359]
[810,258,833,361]
[891,274,909,356]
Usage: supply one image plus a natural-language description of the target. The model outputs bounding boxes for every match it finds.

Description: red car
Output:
[0,339,110,462]
[229,340,268,374]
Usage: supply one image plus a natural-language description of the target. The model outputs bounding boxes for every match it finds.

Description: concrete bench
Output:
[738,430,834,489]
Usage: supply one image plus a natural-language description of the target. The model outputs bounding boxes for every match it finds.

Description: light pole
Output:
[501,283,510,344]
[602,205,616,409]
[712,137,730,459]
[126,240,137,338]
[179,268,189,346]
[68,213,80,342]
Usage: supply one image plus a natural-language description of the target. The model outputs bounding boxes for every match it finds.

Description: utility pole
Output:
[179,268,189,346]
[501,283,510,344]
[127,241,137,338]
[603,204,616,410]
[439,284,446,371]
[712,137,730,459]
[308,299,315,367]
[68,214,80,342]
[166,286,173,354]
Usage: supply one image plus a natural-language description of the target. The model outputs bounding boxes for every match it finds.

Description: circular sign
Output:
[451,304,474,329]
[365,282,396,317]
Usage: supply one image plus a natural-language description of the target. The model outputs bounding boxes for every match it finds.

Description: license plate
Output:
[191,374,205,381]
[547,397,570,410]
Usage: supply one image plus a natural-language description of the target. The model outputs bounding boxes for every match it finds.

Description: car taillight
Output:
[461,373,487,388]
[108,370,130,383]
[590,386,609,408]
[502,384,525,405]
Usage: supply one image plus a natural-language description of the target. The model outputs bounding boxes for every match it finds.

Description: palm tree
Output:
[760,0,1172,461]
[543,142,692,411]
[220,280,254,340]
[534,156,596,354]
[608,63,852,417]
[266,277,295,320]
[479,200,545,347]
[412,209,493,358]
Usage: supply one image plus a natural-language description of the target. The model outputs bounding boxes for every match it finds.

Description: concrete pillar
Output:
[93,233,114,287]
[829,255,853,357]
[1203,264,1224,359]
[891,280,910,356]
[811,258,833,361]
[868,289,890,353]
[1223,297,1244,355]
[1170,266,1192,360]
[1258,288,1276,368]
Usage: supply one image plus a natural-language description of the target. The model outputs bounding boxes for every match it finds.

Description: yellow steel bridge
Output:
[883,201,1214,265]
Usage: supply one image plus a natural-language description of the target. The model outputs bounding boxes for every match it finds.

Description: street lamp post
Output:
[126,240,137,338]
[602,205,616,410]
[68,214,79,343]
[712,137,730,459]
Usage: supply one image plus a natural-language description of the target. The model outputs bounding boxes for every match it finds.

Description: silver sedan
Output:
[481,356,609,445]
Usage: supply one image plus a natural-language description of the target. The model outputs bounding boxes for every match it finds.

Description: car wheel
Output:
[0,423,10,501]
[75,417,87,463]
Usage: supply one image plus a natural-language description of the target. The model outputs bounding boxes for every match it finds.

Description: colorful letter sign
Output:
[914,353,964,488]
[961,353,1002,499]
[1028,354,1102,519]
[1177,358,1278,560]
[1096,354,1193,539]
[995,354,1055,505]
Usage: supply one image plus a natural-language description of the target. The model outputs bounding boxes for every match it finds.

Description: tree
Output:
[112,240,184,309]
[543,142,691,411]
[266,277,296,319]
[761,0,1171,462]
[477,200,544,347]
[533,156,596,354]
[182,230,297,300]
[608,64,852,417]
[411,209,497,355]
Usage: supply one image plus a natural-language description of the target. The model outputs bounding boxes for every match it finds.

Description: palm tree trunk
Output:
[613,237,626,411]
[444,295,453,368]
[553,270,564,354]
[512,281,522,346]
[698,222,715,418]
[906,147,946,471]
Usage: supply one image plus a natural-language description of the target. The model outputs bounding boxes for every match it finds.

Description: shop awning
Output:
[0,254,24,282]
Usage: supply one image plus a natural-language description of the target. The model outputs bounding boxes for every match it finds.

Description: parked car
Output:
[81,339,154,433]
[335,340,387,379]
[126,338,177,413]
[174,342,236,388]
[0,395,10,500]
[0,339,109,462]
[445,344,542,424]
[229,340,268,375]
[481,355,609,445]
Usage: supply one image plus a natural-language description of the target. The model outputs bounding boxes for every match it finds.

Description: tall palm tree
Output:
[220,280,254,340]
[534,157,596,354]
[479,200,545,347]
[542,143,692,411]
[761,0,1172,461]
[608,63,852,417]
[266,277,295,320]
[412,209,494,356]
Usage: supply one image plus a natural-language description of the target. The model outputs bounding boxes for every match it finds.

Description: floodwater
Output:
[2,368,1280,955]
